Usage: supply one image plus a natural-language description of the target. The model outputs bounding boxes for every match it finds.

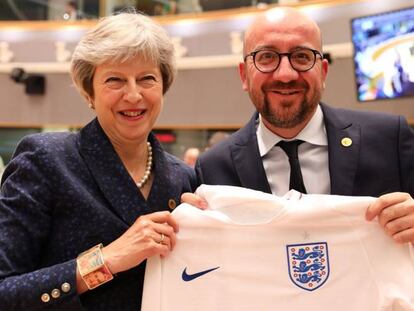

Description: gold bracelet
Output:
[77,243,114,290]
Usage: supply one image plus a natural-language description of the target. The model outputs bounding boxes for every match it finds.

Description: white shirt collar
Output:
[257,104,328,157]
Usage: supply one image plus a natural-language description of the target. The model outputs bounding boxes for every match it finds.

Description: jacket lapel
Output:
[79,119,145,226]
[230,113,272,194]
[321,104,360,195]
[146,135,183,213]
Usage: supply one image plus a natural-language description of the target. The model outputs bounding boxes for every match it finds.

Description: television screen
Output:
[351,6,414,101]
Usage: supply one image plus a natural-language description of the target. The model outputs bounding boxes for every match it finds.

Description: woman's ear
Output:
[85,95,95,110]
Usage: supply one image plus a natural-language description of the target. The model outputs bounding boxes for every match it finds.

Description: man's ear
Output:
[239,62,248,91]
[321,58,329,82]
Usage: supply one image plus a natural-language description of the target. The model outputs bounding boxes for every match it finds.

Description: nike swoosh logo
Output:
[182,266,220,281]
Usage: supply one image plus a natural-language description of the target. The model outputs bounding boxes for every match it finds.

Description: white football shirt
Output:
[142,185,414,311]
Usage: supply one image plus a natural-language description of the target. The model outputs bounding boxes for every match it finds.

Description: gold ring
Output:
[159,233,165,244]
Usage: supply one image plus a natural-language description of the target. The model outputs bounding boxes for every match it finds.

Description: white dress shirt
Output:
[257,105,330,196]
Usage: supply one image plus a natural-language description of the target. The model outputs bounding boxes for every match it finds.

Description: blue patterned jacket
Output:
[0,118,197,310]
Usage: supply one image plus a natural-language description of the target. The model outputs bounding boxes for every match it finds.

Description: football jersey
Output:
[142,185,414,311]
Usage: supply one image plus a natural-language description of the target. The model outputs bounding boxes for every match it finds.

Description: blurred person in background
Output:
[183,147,200,167]
[206,131,230,150]
[63,1,84,20]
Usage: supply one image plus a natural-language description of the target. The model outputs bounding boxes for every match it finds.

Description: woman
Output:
[0,12,196,310]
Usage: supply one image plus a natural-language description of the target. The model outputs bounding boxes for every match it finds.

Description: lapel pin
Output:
[341,137,352,147]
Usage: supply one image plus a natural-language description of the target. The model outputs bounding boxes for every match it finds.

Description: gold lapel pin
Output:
[341,137,352,147]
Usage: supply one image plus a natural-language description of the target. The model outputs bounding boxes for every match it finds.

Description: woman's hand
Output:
[181,192,208,209]
[101,211,179,275]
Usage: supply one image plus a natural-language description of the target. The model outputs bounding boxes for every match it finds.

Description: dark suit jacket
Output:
[196,104,414,197]
[0,119,197,311]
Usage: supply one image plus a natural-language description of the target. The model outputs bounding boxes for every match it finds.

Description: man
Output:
[184,7,414,244]
[183,147,200,167]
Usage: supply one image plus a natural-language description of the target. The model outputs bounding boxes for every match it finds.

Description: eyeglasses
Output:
[244,48,323,73]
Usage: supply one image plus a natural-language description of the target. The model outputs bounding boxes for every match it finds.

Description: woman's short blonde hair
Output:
[70,12,176,100]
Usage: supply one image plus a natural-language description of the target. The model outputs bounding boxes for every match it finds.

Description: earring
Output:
[88,102,95,110]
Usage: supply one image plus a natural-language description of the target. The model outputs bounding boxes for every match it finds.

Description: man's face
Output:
[239,12,328,137]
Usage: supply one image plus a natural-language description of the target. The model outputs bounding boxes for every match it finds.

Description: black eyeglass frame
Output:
[243,48,324,73]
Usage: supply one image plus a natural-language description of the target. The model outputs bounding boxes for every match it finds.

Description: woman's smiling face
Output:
[91,56,163,146]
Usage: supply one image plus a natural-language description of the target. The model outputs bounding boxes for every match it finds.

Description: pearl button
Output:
[51,288,61,299]
[41,293,50,303]
[61,282,71,293]
[168,199,176,210]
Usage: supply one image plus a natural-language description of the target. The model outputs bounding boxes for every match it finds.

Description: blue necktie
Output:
[277,140,307,194]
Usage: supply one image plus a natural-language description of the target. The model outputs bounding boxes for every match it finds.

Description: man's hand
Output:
[181,192,208,210]
[366,192,414,244]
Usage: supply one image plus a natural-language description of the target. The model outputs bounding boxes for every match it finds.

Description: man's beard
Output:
[258,83,321,129]
[261,97,312,128]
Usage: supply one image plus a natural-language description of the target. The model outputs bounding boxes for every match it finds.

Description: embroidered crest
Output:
[286,242,330,291]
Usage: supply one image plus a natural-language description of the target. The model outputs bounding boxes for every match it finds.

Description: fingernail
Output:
[200,201,208,210]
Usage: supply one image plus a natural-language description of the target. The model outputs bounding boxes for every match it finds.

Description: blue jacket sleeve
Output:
[0,135,85,311]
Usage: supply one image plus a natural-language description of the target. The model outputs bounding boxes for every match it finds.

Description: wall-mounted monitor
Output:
[351,6,414,101]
